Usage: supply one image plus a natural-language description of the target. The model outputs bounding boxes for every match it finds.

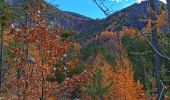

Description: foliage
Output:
[85,53,146,100]
[140,4,167,34]
[80,40,115,65]
[98,47,115,64]
[111,56,146,100]
[3,3,69,99]
[158,34,170,96]
[3,0,170,99]
[61,29,79,41]
[101,61,114,99]
[1,3,95,99]
[122,34,161,95]
[87,69,109,100]
[80,41,97,60]
[99,31,116,40]
[0,1,14,28]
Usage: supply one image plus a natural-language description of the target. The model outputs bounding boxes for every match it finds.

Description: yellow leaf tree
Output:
[113,57,146,99]
[102,55,146,100]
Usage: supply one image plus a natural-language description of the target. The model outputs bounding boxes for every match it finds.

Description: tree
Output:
[2,2,70,99]
[140,5,168,33]
[86,53,146,99]
[2,1,96,99]
[101,61,114,99]
[111,56,146,100]
[99,31,116,40]
[91,53,146,99]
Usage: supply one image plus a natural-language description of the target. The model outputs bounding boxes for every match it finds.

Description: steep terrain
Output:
[7,0,93,31]
[45,4,93,30]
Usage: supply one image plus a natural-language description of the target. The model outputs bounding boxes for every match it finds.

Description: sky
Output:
[46,0,166,19]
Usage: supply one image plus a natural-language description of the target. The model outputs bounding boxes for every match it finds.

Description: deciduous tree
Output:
[110,56,146,100]
[3,3,69,99]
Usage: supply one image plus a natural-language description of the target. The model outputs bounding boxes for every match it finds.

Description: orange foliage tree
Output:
[2,2,96,99]
[141,5,168,33]
[85,53,146,99]
[113,56,146,99]
[101,62,114,99]
[99,26,138,41]
[99,31,116,40]
[101,54,146,99]
[3,4,69,99]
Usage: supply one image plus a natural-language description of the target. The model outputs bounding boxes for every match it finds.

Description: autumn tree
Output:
[83,51,146,100]
[141,4,167,33]
[101,61,114,99]
[83,52,145,100]
[112,56,146,100]
[99,31,116,40]
[2,1,70,99]
[1,1,97,99]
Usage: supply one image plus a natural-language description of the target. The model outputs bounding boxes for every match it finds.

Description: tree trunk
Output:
[167,0,170,31]
[0,22,4,91]
[150,0,164,99]
[0,0,6,91]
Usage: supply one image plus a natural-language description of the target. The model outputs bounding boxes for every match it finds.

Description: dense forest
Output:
[0,0,170,99]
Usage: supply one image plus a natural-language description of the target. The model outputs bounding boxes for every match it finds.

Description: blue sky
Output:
[46,0,166,19]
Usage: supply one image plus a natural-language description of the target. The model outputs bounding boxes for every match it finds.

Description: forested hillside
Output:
[0,0,170,99]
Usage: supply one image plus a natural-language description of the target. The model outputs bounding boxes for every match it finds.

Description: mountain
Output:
[9,0,165,40]
[79,0,164,38]
[7,0,93,31]
[75,0,165,47]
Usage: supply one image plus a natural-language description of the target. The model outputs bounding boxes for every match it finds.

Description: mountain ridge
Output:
[9,0,165,35]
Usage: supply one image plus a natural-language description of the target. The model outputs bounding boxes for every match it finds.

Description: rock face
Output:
[7,0,93,31]
[45,4,93,31]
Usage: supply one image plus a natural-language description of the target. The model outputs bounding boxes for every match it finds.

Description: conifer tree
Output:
[111,57,146,100]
